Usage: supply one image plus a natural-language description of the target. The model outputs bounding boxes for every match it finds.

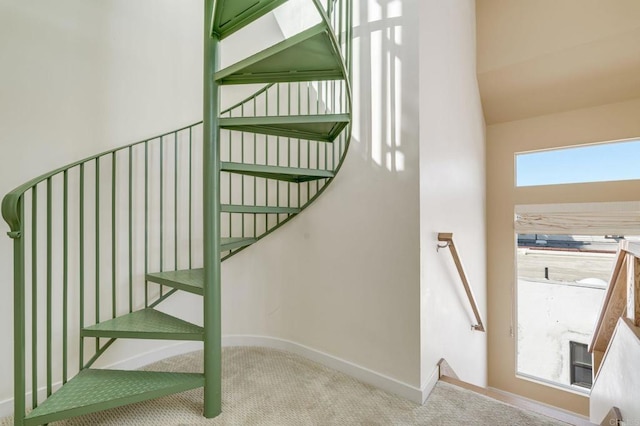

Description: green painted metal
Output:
[203,0,222,416]
[47,178,52,397]
[146,269,205,296]
[3,0,353,423]
[31,187,38,410]
[220,114,350,142]
[221,204,301,214]
[215,23,344,85]
[79,164,85,370]
[23,369,204,426]
[212,0,288,40]
[81,308,204,340]
[221,162,334,182]
[112,153,117,319]
[12,198,25,426]
[63,171,69,384]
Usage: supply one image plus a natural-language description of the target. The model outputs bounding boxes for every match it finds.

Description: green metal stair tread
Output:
[146,238,256,295]
[219,114,350,142]
[222,204,301,214]
[81,308,203,341]
[212,0,288,39]
[221,237,258,251]
[24,369,204,425]
[147,269,205,296]
[221,162,334,182]
[215,23,345,84]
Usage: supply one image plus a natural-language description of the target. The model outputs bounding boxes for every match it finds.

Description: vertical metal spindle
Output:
[160,137,164,285]
[253,132,257,237]
[31,186,38,408]
[112,153,116,319]
[95,158,100,352]
[144,142,149,307]
[46,177,52,397]
[79,164,85,369]
[128,147,133,313]
[13,197,26,424]
[174,132,178,270]
[62,171,68,384]
[240,109,245,238]
[188,129,193,269]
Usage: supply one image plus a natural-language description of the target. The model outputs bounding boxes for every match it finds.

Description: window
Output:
[570,341,592,389]
[516,233,608,391]
[514,203,640,392]
[516,139,640,187]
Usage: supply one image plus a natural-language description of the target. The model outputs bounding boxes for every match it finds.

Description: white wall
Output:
[0,0,203,407]
[220,0,423,389]
[0,0,487,413]
[418,0,487,389]
[590,318,640,424]
[518,278,605,388]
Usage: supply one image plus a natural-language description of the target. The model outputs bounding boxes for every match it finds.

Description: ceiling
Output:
[476,0,640,125]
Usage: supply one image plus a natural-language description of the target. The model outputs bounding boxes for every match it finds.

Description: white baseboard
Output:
[420,365,440,404]
[222,335,424,404]
[0,336,425,418]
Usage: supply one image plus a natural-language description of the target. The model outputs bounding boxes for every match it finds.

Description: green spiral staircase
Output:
[2,1,352,424]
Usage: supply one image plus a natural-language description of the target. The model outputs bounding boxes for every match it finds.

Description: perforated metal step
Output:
[215,23,345,84]
[220,114,350,142]
[221,162,334,182]
[212,0,288,39]
[24,369,203,426]
[81,308,203,341]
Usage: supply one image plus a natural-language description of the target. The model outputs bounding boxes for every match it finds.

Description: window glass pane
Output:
[516,140,640,187]
[573,366,592,387]
[572,343,590,365]
[516,234,613,391]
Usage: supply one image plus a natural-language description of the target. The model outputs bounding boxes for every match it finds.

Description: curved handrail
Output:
[1,121,202,236]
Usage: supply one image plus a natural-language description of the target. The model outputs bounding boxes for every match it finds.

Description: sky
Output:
[516,139,640,187]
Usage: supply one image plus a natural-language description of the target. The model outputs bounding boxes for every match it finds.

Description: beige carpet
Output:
[1,347,570,425]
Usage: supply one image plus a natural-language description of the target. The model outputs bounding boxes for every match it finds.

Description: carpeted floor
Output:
[1,347,570,425]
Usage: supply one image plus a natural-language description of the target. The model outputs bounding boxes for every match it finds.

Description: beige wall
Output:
[487,97,640,415]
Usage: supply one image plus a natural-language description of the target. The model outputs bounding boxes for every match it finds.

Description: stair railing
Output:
[2,122,205,419]
[437,233,485,332]
[589,239,640,375]
[215,0,353,260]
[4,0,353,422]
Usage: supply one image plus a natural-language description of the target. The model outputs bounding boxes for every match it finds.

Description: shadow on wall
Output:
[352,0,417,174]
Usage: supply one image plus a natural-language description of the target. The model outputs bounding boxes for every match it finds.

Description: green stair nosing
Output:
[81,308,204,341]
[213,0,289,39]
[221,237,258,251]
[146,269,204,296]
[215,23,345,85]
[222,204,301,214]
[217,70,345,85]
[24,369,204,426]
[219,114,350,142]
[221,162,335,183]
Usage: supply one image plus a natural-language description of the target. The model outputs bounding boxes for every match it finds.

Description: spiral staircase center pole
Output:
[203,0,222,418]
